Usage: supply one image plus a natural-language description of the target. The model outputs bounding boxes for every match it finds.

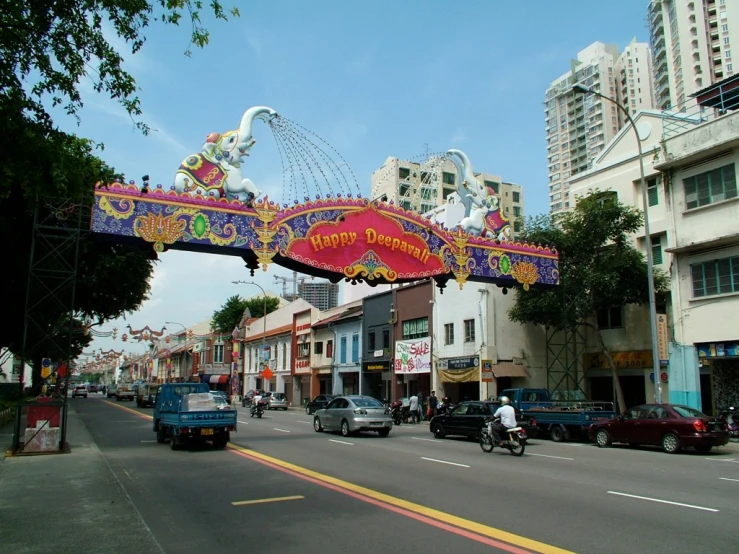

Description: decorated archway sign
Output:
[91,107,558,291]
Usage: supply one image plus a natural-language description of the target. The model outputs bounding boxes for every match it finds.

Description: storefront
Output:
[698,341,739,416]
[438,356,480,402]
[337,372,359,395]
[584,351,658,409]
[199,363,231,394]
[362,360,390,402]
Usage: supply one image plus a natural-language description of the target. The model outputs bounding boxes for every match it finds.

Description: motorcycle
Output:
[719,406,739,441]
[436,397,454,416]
[250,400,267,418]
[479,417,527,456]
[390,400,410,425]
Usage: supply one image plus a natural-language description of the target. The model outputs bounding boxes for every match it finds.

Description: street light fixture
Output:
[572,82,663,404]
[232,281,269,396]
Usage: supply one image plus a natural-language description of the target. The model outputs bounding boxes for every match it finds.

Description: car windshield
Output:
[353,398,383,408]
[673,405,709,418]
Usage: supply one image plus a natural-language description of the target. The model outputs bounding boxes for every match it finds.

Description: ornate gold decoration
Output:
[251,196,280,270]
[344,250,398,282]
[451,228,471,289]
[511,261,539,291]
[134,212,186,252]
[99,196,135,219]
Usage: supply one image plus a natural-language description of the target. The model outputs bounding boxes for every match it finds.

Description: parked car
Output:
[241,389,259,407]
[136,384,160,408]
[267,392,288,410]
[429,401,538,440]
[590,404,730,454]
[313,395,392,437]
[72,385,88,398]
[305,394,335,415]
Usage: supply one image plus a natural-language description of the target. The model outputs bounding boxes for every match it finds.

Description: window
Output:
[595,190,618,205]
[314,341,323,355]
[340,336,347,364]
[596,307,623,329]
[512,191,521,203]
[444,323,454,345]
[691,256,739,297]
[651,235,663,265]
[514,220,522,232]
[402,317,429,339]
[726,50,732,59]
[213,344,224,363]
[382,329,390,349]
[484,180,500,194]
[513,206,521,217]
[683,163,737,209]
[398,167,410,180]
[442,171,455,185]
[724,37,731,45]
[282,343,287,364]
[326,340,333,358]
[298,342,310,357]
[647,176,660,206]
[722,24,729,32]
[351,334,359,363]
[464,319,475,343]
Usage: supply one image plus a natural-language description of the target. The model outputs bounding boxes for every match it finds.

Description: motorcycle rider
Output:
[491,396,517,443]
[251,390,264,415]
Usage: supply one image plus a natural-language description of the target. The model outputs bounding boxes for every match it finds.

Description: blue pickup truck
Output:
[153,383,237,450]
[497,388,616,442]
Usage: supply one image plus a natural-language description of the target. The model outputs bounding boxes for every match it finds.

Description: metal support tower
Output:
[545,325,587,396]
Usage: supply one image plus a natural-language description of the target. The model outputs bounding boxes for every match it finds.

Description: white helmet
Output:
[499,396,510,405]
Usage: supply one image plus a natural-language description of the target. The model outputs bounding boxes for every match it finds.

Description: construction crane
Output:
[274,271,314,301]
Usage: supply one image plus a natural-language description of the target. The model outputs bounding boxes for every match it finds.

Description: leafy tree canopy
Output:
[212,295,281,335]
[508,192,669,410]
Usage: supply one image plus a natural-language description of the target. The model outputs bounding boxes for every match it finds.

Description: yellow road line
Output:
[229,444,574,554]
[108,400,572,553]
[232,495,304,506]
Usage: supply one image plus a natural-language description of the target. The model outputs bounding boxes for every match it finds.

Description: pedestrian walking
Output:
[409,393,419,424]
[428,390,438,419]
[417,391,425,423]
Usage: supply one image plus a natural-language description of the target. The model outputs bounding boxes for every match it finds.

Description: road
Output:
[74,395,737,554]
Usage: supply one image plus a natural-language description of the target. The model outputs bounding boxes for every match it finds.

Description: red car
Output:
[589,404,729,454]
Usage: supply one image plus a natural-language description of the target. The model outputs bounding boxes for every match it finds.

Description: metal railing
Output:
[661,92,739,139]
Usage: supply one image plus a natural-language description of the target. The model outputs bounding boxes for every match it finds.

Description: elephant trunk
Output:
[238,106,278,142]
[446,149,473,176]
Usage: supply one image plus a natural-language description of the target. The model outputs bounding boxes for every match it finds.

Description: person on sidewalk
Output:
[416,391,425,423]
[409,393,419,424]
[428,391,438,419]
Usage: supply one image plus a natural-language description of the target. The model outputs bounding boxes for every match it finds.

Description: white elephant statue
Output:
[446,149,487,219]
[173,106,278,201]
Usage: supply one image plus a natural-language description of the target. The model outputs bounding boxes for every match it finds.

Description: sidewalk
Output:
[0,408,163,554]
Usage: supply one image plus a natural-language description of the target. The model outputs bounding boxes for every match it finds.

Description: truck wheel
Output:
[213,438,228,449]
[156,424,166,444]
[550,426,565,442]
[170,436,180,451]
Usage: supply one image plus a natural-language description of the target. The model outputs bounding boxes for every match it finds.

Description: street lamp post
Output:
[573,83,663,404]
[232,281,268,396]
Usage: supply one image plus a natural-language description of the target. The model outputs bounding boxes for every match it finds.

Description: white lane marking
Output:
[421,457,470,468]
[273,428,291,433]
[706,458,739,463]
[528,453,575,461]
[607,491,719,512]
[328,439,354,446]
[411,437,443,443]
[237,420,250,425]
[140,440,157,443]
[296,420,311,425]
[719,477,739,482]
[553,442,584,447]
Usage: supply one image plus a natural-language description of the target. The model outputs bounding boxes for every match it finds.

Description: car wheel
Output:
[313,417,323,432]
[432,424,446,439]
[550,426,565,442]
[341,420,351,437]
[662,433,681,454]
[695,445,712,454]
[595,428,611,447]
[283,407,288,411]
[378,428,390,437]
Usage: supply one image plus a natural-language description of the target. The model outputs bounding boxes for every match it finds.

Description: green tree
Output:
[508,192,669,412]
[211,295,281,335]
[0,1,239,389]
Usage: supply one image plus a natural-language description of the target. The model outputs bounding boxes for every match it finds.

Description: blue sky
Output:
[67,0,653,358]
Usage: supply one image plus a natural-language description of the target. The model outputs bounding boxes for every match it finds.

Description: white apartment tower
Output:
[648,0,739,110]
[370,156,524,234]
[545,41,655,213]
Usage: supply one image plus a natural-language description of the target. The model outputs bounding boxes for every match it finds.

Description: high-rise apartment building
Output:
[545,41,655,213]
[294,281,338,311]
[649,0,739,110]
[370,156,524,234]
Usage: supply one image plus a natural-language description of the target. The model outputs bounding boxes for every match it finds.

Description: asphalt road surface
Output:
[74,396,737,554]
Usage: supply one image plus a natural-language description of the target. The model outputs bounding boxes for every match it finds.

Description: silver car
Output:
[266,392,288,410]
[313,396,392,437]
